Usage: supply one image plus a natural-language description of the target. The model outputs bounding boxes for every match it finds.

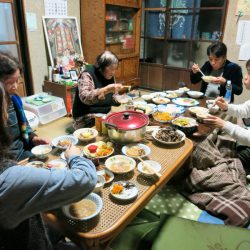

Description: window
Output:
[140,0,228,69]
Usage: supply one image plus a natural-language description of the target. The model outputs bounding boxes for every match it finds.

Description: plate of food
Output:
[62,193,103,221]
[188,106,209,116]
[155,104,186,115]
[152,127,186,145]
[51,135,78,150]
[133,102,156,115]
[73,128,98,142]
[83,141,114,158]
[47,159,67,169]
[105,155,136,174]
[110,181,138,200]
[122,143,151,158]
[171,117,198,134]
[165,91,178,99]
[97,169,114,184]
[172,97,199,107]
[150,92,167,98]
[178,87,190,92]
[152,111,174,123]
[152,97,170,105]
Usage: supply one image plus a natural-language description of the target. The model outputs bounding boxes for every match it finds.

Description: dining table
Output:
[40,94,226,250]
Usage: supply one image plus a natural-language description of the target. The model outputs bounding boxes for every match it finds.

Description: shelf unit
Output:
[139,0,228,91]
[80,0,142,87]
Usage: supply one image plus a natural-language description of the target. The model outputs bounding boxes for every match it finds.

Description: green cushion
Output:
[152,216,250,250]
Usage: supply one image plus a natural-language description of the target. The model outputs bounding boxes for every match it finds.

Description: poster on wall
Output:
[42,16,83,70]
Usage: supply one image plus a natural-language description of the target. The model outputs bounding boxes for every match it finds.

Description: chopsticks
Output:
[138,157,162,178]
[194,63,205,77]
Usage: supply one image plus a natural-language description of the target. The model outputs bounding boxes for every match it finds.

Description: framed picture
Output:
[42,16,83,71]
[69,70,78,81]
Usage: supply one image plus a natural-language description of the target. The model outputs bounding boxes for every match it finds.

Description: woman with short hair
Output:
[190,41,243,102]
[72,50,124,129]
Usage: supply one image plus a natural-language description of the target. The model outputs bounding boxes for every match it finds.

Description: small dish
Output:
[51,135,78,150]
[188,106,209,116]
[165,91,178,99]
[47,159,67,169]
[152,128,186,145]
[172,98,199,107]
[122,143,151,158]
[137,160,161,177]
[178,87,190,93]
[152,111,173,123]
[31,144,52,159]
[196,112,209,123]
[152,97,170,105]
[141,94,153,101]
[73,128,98,142]
[26,161,46,168]
[171,117,198,135]
[93,175,106,193]
[62,193,103,221]
[110,181,138,200]
[187,91,204,99]
[97,169,114,184]
[105,155,136,174]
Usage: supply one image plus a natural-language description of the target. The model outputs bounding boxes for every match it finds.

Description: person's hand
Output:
[203,114,225,129]
[32,136,50,145]
[214,96,228,111]
[64,144,82,159]
[191,63,200,74]
[211,76,226,85]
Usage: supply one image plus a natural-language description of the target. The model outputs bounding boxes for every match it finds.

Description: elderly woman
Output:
[190,42,243,102]
[0,52,49,161]
[72,51,124,129]
[204,59,250,175]
[0,82,97,249]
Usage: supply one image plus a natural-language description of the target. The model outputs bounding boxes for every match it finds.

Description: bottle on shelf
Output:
[59,65,64,79]
[224,80,232,103]
[52,66,60,83]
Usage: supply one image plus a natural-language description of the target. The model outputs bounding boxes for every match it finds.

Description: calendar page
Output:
[44,0,67,16]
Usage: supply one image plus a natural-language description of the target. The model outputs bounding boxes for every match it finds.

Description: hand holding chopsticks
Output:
[192,63,205,76]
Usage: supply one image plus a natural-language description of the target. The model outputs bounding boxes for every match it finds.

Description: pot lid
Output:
[105,111,149,130]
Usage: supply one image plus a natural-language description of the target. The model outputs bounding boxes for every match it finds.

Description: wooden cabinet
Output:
[140,0,228,91]
[80,0,141,87]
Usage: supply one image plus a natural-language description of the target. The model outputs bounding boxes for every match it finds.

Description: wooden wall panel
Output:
[81,0,105,64]
[106,0,140,8]
[123,57,138,80]
[148,65,163,90]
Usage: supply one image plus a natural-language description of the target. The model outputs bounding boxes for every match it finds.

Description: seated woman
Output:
[190,41,243,102]
[204,59,250,175]
[0,52,49,161]
[72,51,124,129]
[0,82,97,249]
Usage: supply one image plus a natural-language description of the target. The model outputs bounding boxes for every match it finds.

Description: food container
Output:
[105,111,149,144]
[95,113,105,133]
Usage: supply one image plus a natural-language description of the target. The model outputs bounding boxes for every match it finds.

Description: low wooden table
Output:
[42,137,193,250]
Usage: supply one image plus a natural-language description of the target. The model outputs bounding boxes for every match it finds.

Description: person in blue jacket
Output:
[190,41,243,102]
[0,52,50,161]
[0,81,97,250]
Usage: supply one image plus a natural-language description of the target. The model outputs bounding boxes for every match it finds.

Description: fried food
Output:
[126,146,145,157]
[57,139,71,148]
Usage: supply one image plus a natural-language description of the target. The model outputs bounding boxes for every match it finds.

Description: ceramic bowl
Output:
[187,91,204,99]
[171,117,198,135]
[122,143,151,158]
[137,160,161,177]
[105,155,136,174]
[73,128,98,142]
[31,145,52,159]
[51,135,78,150]
[47,159,67,169]
[93,175,106,193]
[62,193,103,221]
